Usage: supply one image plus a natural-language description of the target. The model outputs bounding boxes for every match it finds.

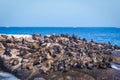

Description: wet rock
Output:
[16,68,31,80]
[64,71,95,80]
[46,72,64,80]
[81,68,120,80]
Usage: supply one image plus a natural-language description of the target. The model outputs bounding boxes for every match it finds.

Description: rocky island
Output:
[0,34,120,80]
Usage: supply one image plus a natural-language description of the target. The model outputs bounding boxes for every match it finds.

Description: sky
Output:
[0,0,120,27]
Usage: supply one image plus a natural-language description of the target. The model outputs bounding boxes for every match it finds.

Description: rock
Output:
[45,70,95,80]
[64,71,95,80]
[16,69,30,79]
[46,72,64,80]
[0,34,120,80]
[64,75,73,80]
[81,68,120,80]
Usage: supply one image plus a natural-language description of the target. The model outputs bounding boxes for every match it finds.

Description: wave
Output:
[0,71,20,80]
[0,34,32,38]
[111,63,120,71]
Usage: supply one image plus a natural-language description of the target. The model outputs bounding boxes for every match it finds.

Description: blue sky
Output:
[0,0,120,27]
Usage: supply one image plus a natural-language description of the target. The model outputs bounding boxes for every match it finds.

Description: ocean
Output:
[0,27,120,46]
[0,27,120,80]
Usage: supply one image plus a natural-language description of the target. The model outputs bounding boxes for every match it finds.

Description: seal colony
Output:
[0,34,120,80]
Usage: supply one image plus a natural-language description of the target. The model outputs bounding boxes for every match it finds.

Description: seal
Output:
[0,34,119,80]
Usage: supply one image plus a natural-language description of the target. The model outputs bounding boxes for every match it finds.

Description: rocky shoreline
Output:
[0,34,120,80]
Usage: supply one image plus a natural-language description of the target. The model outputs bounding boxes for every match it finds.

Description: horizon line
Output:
[0,26,117,28]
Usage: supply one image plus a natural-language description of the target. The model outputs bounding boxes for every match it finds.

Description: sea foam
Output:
[0,34,32,38]
[0,71,20,80]
[111,63,120,71]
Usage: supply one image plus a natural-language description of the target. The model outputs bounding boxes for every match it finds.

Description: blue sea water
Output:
[0,27,120,46]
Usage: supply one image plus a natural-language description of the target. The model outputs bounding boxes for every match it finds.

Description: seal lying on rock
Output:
[0,34,120,80]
